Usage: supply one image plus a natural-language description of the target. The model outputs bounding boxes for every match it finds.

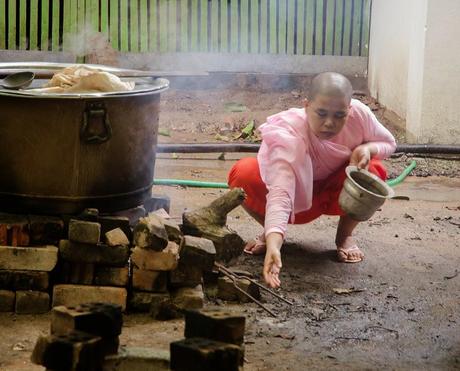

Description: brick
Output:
[112,206,147,227]
[0,289,15,312]
[129,292,169,314]
[59,240,129,266]
[150,294,173,319]
[51,303,121,356]
[144,194,171,214]
[169,263,203,288]
[184,309,246,346]
[0,270,49,290]
[0,245,58,271]
[29,215,64,245]
[99,216,132,240]
[57,261,73,283]
[15,291,49,314]
[105,228,130,247]
[173,285,204,308]
[31,332,104,371]
[131,243,179,272]
[94,266,129,287]
[69,219,101,244]
[52,285,128,311]
[133,214,168,251]
[103,347,170,371]
[101,336,120,356]
[0,214,29,247]
[163,219,183,244]
[0,225,6,245]
[132,268,168,293]
[69,263,95,285]
[51,303,123,338]
[156,285,204,320]
[217,276,261,303]
[180,236,216,271]
[170,338,241,371]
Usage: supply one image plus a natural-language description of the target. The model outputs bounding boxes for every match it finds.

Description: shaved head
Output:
[308,72,353,103]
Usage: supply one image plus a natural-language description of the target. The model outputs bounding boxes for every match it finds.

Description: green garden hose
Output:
[386,160,417,187]
[153,161,417,189]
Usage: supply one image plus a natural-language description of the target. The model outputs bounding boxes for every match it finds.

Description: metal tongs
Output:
[214,262,293,317]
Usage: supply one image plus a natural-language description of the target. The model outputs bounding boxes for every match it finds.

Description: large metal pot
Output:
[0,63,169,214]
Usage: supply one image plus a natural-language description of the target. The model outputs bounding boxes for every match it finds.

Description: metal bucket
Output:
[339,166,394,221]
[0,63,169,214]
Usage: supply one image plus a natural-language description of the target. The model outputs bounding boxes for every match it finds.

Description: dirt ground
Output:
[1,88,460,370]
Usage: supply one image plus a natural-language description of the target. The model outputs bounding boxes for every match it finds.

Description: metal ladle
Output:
[1,71,35,90]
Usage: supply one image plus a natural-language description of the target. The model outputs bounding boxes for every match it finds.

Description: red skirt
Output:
[228,157,387,224]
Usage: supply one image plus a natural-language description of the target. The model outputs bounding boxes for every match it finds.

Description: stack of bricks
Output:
[0,214,62,314]
[129,211,217,319]
[32,302,172,370]
[170,308,246,371]
[54,216,130,310]
[31,302,123,370]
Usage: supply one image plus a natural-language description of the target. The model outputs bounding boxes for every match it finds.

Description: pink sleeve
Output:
[258,118,313,238]
[264,182,293,237]
[355,101,397,159]
[258,138,295,238]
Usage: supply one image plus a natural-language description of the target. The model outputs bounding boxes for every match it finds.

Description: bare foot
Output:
[244,234,266,255]
[336,236,364,263]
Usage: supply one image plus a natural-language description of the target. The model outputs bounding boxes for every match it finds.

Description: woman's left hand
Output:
[350,144,372,169]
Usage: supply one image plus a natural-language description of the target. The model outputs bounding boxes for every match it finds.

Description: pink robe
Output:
[257,99,397,237]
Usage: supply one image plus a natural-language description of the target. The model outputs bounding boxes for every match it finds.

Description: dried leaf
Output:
[215,133,231,142]
[224,102,247,112]
[332,287,366,295]
[12,342,26,351]
[158,128,171,137]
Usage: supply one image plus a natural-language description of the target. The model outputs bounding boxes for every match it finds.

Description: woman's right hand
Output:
[263,232,283,288]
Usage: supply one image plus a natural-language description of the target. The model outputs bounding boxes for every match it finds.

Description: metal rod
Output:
[157,143,260,153]
[157,143,460,155]
[217,266,278,317]
[216,263,293,305]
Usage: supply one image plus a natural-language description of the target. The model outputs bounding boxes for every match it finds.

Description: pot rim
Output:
[345,166,395,199]
[0,62,169,99]
[0,79,169,99]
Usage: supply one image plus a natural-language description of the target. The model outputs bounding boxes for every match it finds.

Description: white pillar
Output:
[405,0,428,143]
[369,0,460,144]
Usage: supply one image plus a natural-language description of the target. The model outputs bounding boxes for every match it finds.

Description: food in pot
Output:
[29,65,135,93]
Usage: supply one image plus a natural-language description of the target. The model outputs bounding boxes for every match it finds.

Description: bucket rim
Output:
[345,166,395,199]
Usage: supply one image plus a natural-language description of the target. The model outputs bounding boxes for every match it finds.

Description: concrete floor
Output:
[1,155,459,370]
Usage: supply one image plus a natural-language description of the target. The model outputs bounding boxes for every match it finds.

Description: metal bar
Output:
[216,263,293,305]
[217,265,278,317]
[157,143,260,153]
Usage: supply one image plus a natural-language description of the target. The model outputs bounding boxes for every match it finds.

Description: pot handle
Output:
[81,102,112,144]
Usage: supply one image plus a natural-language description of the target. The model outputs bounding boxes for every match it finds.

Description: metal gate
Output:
[0,0,370,56]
